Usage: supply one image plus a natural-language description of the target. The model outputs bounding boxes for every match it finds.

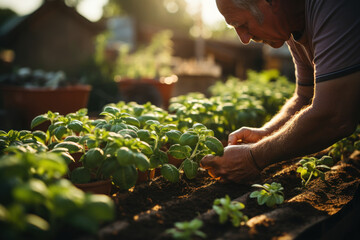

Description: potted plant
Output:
[0,149,114,239]
[0,67,91,129]
[113,30,177,108]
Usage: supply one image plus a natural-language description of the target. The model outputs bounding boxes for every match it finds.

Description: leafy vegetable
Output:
[250,182,284,207]
[166,218,206,240]
[213,195,248,227]
[296,155,334,187]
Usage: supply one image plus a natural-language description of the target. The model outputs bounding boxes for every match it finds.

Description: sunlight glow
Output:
[184,0,224,26]
[0,0,108,22]
[0,0,224,25]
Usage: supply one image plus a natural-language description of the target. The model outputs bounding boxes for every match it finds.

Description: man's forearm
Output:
[253,104,355,169]
[262,93,310,134]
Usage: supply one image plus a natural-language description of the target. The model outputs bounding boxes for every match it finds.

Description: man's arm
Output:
[262,83,314,134]
[252,72,360,169]
[228,83,314,144]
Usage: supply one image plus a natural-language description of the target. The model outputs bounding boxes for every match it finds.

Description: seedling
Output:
[213,195,248,227]
[168,123,224,179]
[250,182,284,207]
[166,218,206,240]
[296,155,334,187]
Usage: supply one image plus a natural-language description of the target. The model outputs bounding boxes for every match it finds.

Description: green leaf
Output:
[137,129,152,142]
[179,131,199,148]
[32,130,47,144]
[84,194,115,222]
[116,147,135,166]
[249,191,260,198]
[138,141,153,155]
[123,116,140,128]
[161,164,179,183]
[112,165,138,190]
[258,193,269,205]
[64,135,81,143]
[168,144,192,159]
[101,157,119,178]
[83,148,104,169]
[54,141,83,153]
[165,130,182,144]
[183,159,198,179]
[205,136,224,156]
[103,105,120,115]
[133,152,150,172]
[68,120,84,133]
[118,129,137,138]
[31,114,49,129]
[192,123,207,131]
[54,126,67,140]
[275,195,284,205]
[71,167,91,184]
[13,179,48,205]
[266,195,276,207]
[149,149,167,168]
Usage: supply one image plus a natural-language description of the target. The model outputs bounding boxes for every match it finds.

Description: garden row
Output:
[1,70,359,239]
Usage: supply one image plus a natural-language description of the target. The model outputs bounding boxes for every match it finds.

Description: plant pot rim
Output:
[0,84,92,92]
[74,179,112,187]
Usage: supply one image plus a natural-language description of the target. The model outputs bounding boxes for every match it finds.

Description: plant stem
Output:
[304,170,314,187]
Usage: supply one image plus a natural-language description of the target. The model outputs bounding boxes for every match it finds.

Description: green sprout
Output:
[250,182,284,207]
[213,195,248,227]
[166,218,206,240]
[296,155,334,187]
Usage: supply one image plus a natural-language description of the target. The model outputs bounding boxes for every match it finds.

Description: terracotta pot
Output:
[67,152,84,172]
[116,78,174,109]
[136,169,155,184]
[74,179,112,195]
[0,84,91,129]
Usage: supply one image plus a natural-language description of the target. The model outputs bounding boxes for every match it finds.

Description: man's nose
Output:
[235,29,252,44]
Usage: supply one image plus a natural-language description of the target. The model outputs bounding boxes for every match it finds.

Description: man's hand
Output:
[200,144,261,183]
[228,127,269,145]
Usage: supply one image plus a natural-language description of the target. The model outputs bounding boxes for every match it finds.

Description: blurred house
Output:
[0,0,105,76]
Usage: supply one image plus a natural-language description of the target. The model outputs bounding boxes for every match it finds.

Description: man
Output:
[201,0,360,183]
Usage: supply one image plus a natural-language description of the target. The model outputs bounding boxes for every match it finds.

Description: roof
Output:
[0,0,105,46]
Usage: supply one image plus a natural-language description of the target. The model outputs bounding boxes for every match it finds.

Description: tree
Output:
[105,0,193,34]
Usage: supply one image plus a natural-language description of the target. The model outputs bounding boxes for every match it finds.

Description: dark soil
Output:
[96,150,360,240]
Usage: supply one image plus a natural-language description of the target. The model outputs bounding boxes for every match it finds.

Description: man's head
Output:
[231,0,264,23]
[216,0,293,48]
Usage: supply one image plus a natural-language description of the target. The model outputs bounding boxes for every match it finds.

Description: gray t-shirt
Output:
[286,0,360,86]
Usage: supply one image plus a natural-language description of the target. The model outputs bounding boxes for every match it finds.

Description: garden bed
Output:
[97,150,360,240]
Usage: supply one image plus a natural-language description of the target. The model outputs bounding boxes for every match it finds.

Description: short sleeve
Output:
[309,0,360,82]
[286,39,314,86]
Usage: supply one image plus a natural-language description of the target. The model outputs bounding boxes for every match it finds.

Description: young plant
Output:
[139,119,181,183]
[0,129,49,156]
[250,182,284,207]
[168,123,224,179]
[329,126,360,161]
[213,195,248,227]
[296,155,334,187]
[166,218,206,240]
[31,109,92,146]
[0,151,114,239]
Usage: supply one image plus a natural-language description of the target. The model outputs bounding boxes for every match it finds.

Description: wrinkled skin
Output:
[200,144,261,183]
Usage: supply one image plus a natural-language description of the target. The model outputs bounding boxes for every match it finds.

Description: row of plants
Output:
[0,98,227,238]
[169,70,295,141]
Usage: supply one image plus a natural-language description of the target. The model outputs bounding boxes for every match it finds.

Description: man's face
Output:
[216,0,290,48]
